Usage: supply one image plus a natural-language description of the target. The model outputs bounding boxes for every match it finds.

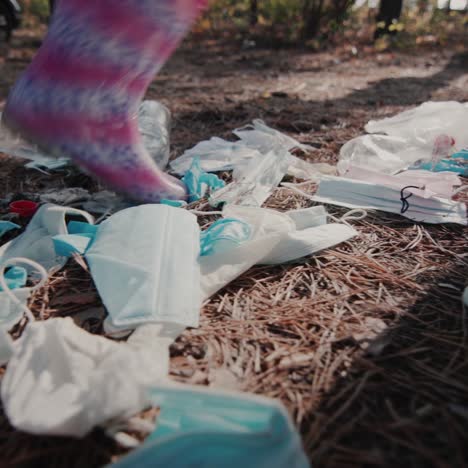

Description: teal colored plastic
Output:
[67,221,98,236]
[110,386,310,468]
[0,221,20,239]
[200,218,252,256]
[160,199,187,208]
[182,157,225,203]
[0,266,27,291]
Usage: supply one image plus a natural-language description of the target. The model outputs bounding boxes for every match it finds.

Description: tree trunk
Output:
[302,0,326,40]
[374,0,403,39]
[250,0,258,26]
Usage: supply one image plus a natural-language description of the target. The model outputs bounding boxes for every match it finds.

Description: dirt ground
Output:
[0,25,467,468]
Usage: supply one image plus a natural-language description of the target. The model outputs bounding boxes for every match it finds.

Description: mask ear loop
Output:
[0,258,48,323]
[453,185,468,196]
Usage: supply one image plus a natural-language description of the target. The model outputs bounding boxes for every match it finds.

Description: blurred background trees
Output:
[17,0,468,49]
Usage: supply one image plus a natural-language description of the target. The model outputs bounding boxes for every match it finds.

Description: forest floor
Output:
[0,23,467,468]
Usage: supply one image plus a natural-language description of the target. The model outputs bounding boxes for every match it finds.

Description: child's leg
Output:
[2,0,209,202]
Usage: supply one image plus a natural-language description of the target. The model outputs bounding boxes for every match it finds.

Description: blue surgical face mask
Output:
[109,384,310,468]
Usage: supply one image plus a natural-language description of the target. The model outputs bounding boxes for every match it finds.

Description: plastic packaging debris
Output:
[170,137,261,176]
[0,204,94,272]
[234,119,314,154]
[311,176,467,225]
[339,102,468,175]
[365,101,468,146]
[0,329,14,366]
[53,205,201,334]
[0,221,20,238]
[1,317,171,437]
[200,218,252,256]
[138,100,171,170]
[182,157,225,203]
[111,383,310,468]
[0,258,48,332]
[40,188,91,206]
[9,200,39,218]
[0,100,170,170]
[287,155,336,180]
[210,148,290,207]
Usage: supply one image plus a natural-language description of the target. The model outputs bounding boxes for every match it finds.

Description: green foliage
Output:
[28,0,50,23]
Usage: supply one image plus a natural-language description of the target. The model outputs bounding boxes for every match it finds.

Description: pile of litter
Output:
[0,101,466,467]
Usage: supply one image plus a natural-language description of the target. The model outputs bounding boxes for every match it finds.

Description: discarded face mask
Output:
[0,258,48,332]
[233,119,314,154]
[200,218,252,256]
[342,165,462,199]
[182,157,225,203]
[260,223,357,265]
[1,317,172,437]
[0,204,94,273]
[0,221,20,238]
[286,206,328,230]
[111,383,310,468]
[53,205,201,334]
[210,148,290,207]
[222,205,356,265]
[310,176,467,225]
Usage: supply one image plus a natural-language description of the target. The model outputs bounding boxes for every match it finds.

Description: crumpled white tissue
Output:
[1,318,173,437]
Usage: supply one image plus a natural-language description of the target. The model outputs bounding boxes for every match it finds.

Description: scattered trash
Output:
[9,200,39,218]
[0,221,20,238]
[112,384,310,468]
[1,318,169,437]
[310,176,467,225]
[0,258,48,332]
[40,188,91,206]
[52,205,201,334]
[200,218,252,256]
[339,101,468,175]
[182,157,225,203]
[210,148,290,207]
[0,204,95,272]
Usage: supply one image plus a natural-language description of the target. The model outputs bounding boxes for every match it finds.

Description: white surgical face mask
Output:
[311,176,467,225]
[0,204,94,273]
[342,165,462,199]
[83,205,201,332]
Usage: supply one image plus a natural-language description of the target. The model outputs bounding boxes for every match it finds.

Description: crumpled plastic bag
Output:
[1,318,172,437]
[339,101,468,175]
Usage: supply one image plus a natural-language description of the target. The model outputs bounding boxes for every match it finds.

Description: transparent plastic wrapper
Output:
[339,101,468,175]
[0,100,171,170]
[209,148,290,207]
